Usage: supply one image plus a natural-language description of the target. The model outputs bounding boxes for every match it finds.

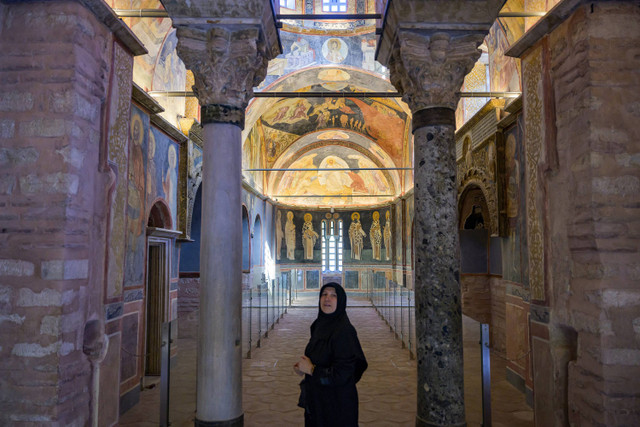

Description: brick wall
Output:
[0,2,115,424]
[527,2,640,425]
[177,277,200,338]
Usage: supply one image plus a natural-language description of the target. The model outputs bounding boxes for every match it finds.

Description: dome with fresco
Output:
[242,0,414,209]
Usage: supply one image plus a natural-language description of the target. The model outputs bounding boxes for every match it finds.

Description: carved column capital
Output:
[175,25,271,127]
[388,30,485,126]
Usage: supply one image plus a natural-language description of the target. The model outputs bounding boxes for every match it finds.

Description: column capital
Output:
[388,30,485,118]
[176,25,273,126]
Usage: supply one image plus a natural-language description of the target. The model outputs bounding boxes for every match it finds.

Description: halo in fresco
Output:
[322,38,348,64]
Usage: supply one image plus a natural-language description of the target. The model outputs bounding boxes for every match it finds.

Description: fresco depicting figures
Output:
[383,210,392,261]
[370,211,382,261]
[348,212,366,260]
[322,38,347,63]
[276,210,284,260]
[285,211,296,260]
[302,213,319,260]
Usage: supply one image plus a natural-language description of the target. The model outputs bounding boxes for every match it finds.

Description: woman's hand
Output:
[294,356,314,376]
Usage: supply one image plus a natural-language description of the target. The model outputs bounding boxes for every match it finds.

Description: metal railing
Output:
[366,271,416,359]
[242,271,294,359]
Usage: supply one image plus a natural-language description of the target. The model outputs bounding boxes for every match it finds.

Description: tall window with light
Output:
[322,0,347,12]
[280,0,295,10]
[321,219,343,272]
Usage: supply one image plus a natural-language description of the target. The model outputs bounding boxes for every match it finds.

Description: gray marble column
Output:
[386,31,485,427]
[171,23,277,426]
[198,112,244,425]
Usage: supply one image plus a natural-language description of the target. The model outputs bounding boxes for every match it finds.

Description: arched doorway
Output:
[145,201,177,378]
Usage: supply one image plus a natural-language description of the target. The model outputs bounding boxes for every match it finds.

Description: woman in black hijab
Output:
[294,283,368,427]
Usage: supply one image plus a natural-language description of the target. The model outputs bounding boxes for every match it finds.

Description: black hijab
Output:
[306,283,367,384]
[310,282,348,340]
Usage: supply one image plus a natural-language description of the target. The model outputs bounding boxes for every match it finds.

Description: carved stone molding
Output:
[387,30,485,114]
[457,150,499,236]
[175,25,272,119]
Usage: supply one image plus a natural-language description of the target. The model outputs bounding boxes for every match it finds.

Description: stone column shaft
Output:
[414,120,465,426]
[198,121,243,424]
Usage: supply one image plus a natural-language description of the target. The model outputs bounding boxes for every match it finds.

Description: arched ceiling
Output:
[243,28,414,208]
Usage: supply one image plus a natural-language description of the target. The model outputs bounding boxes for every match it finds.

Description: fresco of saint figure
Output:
[276,210,284,260]
[348,212,366,260]
[370,211,382,261]
[302,213,319,260]
[285,211,296,260]
[383,210,392,261]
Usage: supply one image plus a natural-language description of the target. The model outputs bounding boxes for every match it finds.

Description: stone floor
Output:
[120,294,533,426]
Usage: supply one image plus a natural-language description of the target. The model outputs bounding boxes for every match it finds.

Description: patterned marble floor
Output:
[120,294,533,426]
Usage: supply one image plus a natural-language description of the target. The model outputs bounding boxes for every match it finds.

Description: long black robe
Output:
[299,283,367,427]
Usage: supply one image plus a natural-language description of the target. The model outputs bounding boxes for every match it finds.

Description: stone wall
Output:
[490,278,506,353]
[0,2,119,424]
[551,4,640,425]
[177,276,200,338]
[461,275,491,324]
[519,2,640,425]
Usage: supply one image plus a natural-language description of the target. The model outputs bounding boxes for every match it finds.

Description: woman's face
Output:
[320,287,338,314]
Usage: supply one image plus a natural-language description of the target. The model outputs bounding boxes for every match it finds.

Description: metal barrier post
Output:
[265,278,270,337]
[248,289,252,358]
[400,287,405,349]
[160,322,171,427]
[408,290,414,360]
[393,283,398,338]
[481,323,492,427]
[257,284,262,348]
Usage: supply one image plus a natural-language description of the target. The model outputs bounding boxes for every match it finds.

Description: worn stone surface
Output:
[0,1,118,425]
[413,124,465,426]
[520,2,640,425]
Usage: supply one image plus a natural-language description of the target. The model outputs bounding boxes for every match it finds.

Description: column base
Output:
[415,416,466,427]
[195,414,243,427]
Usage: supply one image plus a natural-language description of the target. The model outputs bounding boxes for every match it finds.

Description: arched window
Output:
[322,0,347,12]
[321,219,343,272]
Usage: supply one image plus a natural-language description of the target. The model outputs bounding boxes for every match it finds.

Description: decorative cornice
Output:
[131,83,164,114]
[81,0,147,56]
[387,31,485,113]
[455,99,505,140]
[150,114,188,143]
[188,121,203,147]
[497,95,523,130]
[505,0,586,59]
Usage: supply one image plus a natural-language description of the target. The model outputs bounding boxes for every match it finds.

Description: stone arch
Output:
[458,184,490,232]
[148,198,173,229]
[458,177,497,235]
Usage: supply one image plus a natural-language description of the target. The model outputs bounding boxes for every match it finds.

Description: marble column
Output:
[174,26,272,426]
[388,31,485,427]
